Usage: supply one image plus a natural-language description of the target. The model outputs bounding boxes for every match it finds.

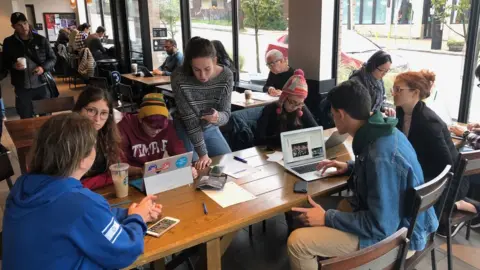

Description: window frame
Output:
[351,0,387,25]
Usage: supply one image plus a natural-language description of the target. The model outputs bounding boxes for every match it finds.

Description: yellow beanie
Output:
[138,93,169,119]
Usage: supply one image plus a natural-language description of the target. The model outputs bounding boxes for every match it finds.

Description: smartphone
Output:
[201,109,215,116]
[209,165,225,177]
[146,217,180,237]
[293,180,308,194]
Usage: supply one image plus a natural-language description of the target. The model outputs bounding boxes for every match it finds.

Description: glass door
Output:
[126,0,144,65]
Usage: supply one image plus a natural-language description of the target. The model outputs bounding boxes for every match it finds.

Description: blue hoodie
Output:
[2,174,147,270]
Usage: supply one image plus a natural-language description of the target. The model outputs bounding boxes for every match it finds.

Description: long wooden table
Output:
[97,129,352,270]
[122,73,171,87]
[4,115,53,173]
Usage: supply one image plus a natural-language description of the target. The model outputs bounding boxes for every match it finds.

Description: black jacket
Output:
[263,67,294,93]
[254,102,318,147]
[397,101,458,181]
[2,33,56,89]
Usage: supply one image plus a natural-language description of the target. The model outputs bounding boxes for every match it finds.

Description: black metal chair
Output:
[0,145,14,190]
[88,76,109,90]
[440,150,480,270]
[319,227,408,270]
[401,165,453,270]
[117,83,138,113]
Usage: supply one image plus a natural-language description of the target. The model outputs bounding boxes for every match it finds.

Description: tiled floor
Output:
[1,79,480,269]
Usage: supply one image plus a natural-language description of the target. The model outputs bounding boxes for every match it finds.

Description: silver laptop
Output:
[142,152,194,195]
[280,127,327,181]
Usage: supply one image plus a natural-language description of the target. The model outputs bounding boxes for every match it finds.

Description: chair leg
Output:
[447,232,453,270]
[249,225,253,238]
[466,220,472,240]
[262,220,266,233]
[431,249,437,270]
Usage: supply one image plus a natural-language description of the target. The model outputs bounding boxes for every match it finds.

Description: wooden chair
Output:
[401,165,453,270]
[117,83,138,113]
[0,145,15,190]
[441,150,480,270]
[319,227,408,270]
[32,96,75,115]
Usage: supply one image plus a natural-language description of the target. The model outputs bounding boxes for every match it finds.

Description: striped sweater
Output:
[172,67,233,157]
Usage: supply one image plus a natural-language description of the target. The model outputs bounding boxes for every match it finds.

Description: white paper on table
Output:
[231,91,245,103]
[250,92,278,102]
[267,151,284,162]
[220,158,260,179]
[202,182,256,208]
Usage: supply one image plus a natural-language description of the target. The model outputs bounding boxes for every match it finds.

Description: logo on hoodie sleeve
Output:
[102,217,123,244]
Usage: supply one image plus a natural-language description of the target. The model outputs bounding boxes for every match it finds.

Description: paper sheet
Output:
[251,92,278,102]
[231,91,245,103]
[220,157,260,179]
[202,182,256,208]
[266,151,284,162]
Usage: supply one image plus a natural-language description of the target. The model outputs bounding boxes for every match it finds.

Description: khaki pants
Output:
[287,197,359,270]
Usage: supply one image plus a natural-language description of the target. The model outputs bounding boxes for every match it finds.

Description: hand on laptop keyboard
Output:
[316,160,348,176]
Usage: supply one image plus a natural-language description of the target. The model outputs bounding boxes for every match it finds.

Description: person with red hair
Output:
[254,69,318,148]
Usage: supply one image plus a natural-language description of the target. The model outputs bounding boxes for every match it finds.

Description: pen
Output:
[110,200,132,208]
[234,156,247,163]
[202,202,208,215]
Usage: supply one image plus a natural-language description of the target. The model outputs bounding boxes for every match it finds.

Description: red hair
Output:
[395,70,436,99]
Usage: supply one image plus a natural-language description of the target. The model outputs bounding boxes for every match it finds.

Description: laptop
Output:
[137,66,154,77]
[280,127,331,181]
[141,152,194,195]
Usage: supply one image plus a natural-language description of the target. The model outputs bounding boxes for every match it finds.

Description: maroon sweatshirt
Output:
[118,113,186,168]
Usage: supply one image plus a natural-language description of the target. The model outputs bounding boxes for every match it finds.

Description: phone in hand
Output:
[146,217,180,237]
[201,109,215,116]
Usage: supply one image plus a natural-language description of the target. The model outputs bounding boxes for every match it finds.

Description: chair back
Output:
[319,228,408,270]
[117,83,137,112]
[0,149,15,190]
[88,76,109,90]
[32,96,75,115]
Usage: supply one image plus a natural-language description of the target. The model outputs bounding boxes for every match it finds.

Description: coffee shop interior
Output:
[2,0,480,269]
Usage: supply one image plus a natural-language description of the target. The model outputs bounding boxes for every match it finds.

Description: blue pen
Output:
[234,156,247,163]
[202,202,208,215]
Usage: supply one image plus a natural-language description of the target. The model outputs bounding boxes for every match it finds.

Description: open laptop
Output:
[141,152,194,195]
[137,65,154,77]
[280,127,330,181]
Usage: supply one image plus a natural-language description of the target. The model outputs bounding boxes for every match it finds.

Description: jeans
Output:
[0,98,5,116]
[174,118,232,161]
[15,85,50,119]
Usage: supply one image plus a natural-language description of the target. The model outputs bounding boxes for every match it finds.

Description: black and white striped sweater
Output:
[172,67,233,157]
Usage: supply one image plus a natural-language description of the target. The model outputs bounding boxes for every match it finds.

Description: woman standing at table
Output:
[2,113,162,270]
[172,37,233,170]
[73,86,123,190]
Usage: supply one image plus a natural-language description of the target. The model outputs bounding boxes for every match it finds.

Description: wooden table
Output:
[99,129,352,270]
[231,92,279,109]
[122,73,171,87]
[5,115,53,173]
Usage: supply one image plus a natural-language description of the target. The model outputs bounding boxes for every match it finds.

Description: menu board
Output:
[43,13,77,42]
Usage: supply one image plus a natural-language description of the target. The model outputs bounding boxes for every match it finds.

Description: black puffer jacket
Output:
[2,33,56,89]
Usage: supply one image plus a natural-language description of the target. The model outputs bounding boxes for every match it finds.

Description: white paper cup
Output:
[244,90,253,101]
[17,57,26,70]
[110,163,130,198]
[131,63,138,74]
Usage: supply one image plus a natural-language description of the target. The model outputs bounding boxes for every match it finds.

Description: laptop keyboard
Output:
[292,163,318,174]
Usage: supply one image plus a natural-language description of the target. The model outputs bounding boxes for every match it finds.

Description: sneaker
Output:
[437,221,465,238]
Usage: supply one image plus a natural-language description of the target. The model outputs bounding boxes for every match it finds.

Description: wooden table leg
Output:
[220,231,237,256]
[206,238,222,270]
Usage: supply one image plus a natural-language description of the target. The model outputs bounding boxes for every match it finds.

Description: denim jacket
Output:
[325,128,439,250]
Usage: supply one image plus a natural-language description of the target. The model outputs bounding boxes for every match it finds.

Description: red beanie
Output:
[277,69,308,116]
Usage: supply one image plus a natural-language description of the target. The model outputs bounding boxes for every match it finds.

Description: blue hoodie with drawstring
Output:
[2,174,147,270]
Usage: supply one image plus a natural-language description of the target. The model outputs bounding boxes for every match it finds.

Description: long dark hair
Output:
[278,103,303,132]
[365,50,392,73]
[73,86,122,167]
[212,40,235,72]
[182,36,217,76]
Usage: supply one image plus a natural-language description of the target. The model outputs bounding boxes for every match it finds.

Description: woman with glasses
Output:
[117,93,198,179]
[349,50,395,116]
[393,70,458,183]
[73,86,123,190]
[263,49,294,97]
[255,70,317,148]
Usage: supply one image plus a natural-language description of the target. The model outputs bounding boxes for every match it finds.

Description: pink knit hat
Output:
[276,69,308,117]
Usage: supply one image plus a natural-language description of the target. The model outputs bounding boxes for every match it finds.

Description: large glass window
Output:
[237,0,288,83]
[127,0,143,64]
[355,0,360,24]
[190,0,233,72]
[351,0,388,25]
[102,0,113,42]
[86,0,114,42]
[375,0,387,24]
[86,0,102,30]
[362,0,374,24]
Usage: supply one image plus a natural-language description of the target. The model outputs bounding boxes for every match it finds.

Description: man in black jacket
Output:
[2,12,56,119]
[85,26,107,60]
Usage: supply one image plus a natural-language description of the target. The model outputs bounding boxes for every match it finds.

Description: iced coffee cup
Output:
[110,163,130,198]
[17,57,27,70]
[244,90,253,104]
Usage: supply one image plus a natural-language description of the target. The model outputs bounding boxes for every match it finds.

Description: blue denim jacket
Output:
[325,128,439,250]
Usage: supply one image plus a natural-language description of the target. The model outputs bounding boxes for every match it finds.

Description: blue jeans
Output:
[174,119,232,161]
[0,98,5,116]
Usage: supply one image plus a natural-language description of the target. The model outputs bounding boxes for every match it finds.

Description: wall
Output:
[24,0,75,38]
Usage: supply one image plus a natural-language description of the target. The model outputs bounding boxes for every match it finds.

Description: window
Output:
[342,0,348,25]
[350,0,387,25]
[85,0,114,42]
[450,0,471,24]
[126,0,143,64]
[395,0,412,25]
[102,0,113,41]
[238,0,288,82]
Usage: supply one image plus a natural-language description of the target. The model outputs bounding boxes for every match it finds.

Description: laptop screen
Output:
[281,127,325,164]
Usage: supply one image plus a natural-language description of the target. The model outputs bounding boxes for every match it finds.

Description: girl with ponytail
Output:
[254,69,318,148]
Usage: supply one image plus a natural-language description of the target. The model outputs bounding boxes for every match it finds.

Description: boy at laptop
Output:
[287,80,438,270]
[118,93,198,179]
[255,69,318,148]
